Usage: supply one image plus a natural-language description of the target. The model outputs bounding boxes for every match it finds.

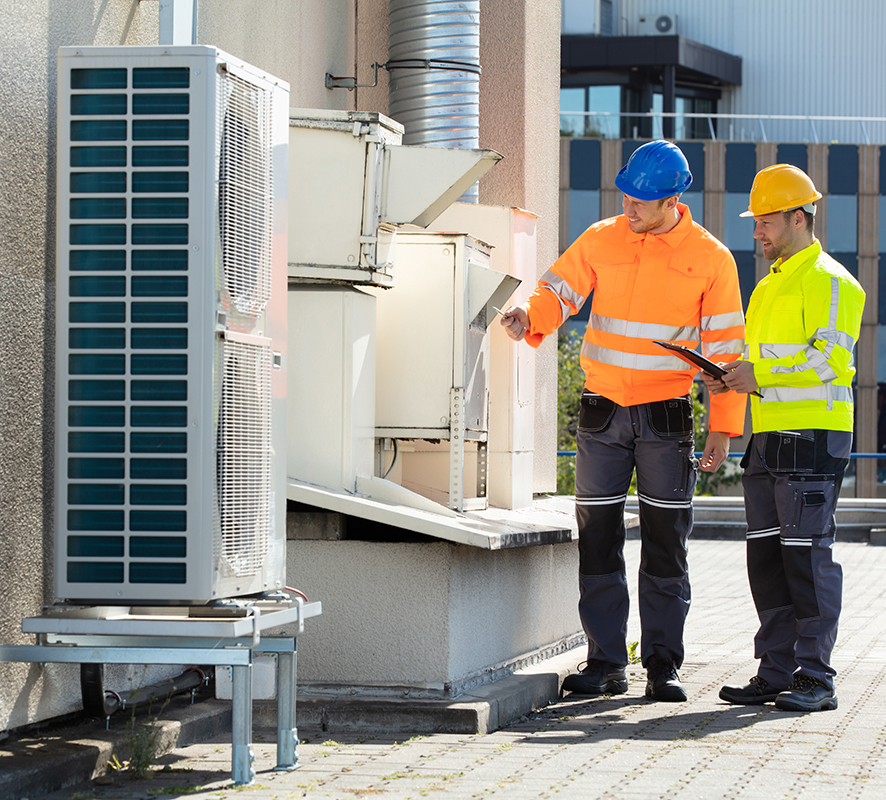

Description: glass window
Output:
[561,86,621,138]
[586,87,620,138]
[560,88,585,137]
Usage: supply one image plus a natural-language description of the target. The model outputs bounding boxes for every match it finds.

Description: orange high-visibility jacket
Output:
[525,205,746,436]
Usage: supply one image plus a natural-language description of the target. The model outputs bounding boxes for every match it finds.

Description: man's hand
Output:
[500,305,529,342]
[699,430,730,473]
[701,371,729,395]
[721,360,759,394]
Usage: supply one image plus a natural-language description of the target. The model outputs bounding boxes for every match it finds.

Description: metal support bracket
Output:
[476,440,488,500]
[449,387,465,511]
[325,62,384,91]
[326,59,481,91]
[0,600,320,786]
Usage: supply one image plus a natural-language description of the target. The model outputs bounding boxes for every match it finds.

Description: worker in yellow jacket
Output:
[501,140,746,702]
[706,164,865,712]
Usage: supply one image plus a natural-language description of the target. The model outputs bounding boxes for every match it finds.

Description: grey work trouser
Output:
[742,429,850,690]
[574,391,698,669]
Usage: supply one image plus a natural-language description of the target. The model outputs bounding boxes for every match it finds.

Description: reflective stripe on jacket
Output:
[745,240,865,432]
[524,205,746,436]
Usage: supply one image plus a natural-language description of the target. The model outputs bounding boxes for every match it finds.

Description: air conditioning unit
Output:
[638,13,678,35]
[55,45,289,604]
[562,0,618,36]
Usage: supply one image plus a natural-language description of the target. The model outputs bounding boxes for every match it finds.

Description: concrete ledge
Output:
[255,649,579,735]
[870,528,886,546]
[0,695,230,799]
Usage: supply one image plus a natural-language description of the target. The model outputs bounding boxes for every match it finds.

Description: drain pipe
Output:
[139,0,198,45]
[388,0,482,200]
[81,663,208,722]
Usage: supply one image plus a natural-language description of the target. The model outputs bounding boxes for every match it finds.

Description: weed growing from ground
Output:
[107,693,172,779]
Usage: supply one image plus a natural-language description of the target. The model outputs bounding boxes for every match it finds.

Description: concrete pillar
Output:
[808,144,829,252]
[704,140,726,244]
[475,0,561,493]
[857,145,880,498]
[600,138,623,220]
[559,137,571,255]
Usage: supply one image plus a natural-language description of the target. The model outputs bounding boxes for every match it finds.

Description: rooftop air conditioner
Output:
[55,45,289,604]
[638,13,678,35]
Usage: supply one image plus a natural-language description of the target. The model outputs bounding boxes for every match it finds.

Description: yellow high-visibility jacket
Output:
[745,240,865,433]
[524,205,746,436]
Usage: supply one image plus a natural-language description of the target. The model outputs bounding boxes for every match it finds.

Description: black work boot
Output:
[645,655,687,702]
[774,675,838,712]
[719,675,785,705]
[561,660,628,696]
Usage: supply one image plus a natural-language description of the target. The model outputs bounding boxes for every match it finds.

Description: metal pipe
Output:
[155,0,197,45]
[80,663,207,718]
[388,0,481,200]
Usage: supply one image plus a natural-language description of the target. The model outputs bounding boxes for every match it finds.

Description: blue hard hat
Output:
[614,140,692,201]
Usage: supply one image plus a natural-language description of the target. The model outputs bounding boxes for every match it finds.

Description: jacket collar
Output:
[623,203,693,247]
[771,239,822,275]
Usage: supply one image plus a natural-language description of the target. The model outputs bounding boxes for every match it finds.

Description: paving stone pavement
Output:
[34,539,886,799]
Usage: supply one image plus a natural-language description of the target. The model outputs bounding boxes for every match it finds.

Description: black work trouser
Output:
[574,391,697,668]
[741,429,850,690]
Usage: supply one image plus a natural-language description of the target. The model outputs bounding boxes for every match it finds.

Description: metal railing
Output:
[556,451,886,459]
[559,111,886,145]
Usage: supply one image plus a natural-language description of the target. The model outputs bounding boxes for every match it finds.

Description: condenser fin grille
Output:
[217,69,274,318]
[217,336,273,576]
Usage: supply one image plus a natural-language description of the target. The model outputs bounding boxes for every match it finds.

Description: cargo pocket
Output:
[761,430,814,473]
[578,392,618,432]
[646,396,693,439]
[677,438,699,495]
[779,475,835,540]
[740,434,755,469]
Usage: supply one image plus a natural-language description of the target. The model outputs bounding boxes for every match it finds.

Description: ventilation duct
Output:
[388,0,481,200]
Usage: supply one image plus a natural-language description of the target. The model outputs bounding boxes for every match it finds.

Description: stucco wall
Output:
[0,0,164,734]
[285,539,581,694]
[199,0,354,109]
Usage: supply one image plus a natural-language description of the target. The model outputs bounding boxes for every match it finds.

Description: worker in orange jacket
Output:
[502,140,746,702]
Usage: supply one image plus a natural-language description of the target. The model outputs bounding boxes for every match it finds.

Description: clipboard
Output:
[653,341,763,397]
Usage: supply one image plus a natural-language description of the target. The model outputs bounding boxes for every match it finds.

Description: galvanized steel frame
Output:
[0,600,321,786]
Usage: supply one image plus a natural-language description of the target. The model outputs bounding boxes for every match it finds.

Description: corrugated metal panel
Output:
[624,0,886,143]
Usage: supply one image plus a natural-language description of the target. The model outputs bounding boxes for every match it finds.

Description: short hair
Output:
[782,208,815,234]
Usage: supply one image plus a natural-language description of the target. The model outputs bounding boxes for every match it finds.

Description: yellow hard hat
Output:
[740,163,822,217]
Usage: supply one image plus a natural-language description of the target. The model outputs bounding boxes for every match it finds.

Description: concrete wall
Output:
[0,0,161,735]
[0,0,562,731]
[199,0,355,110]
[285,539,581,696]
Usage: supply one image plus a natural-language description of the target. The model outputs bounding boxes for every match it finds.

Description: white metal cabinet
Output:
[373,232,518,510]
[287,109,501,287]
